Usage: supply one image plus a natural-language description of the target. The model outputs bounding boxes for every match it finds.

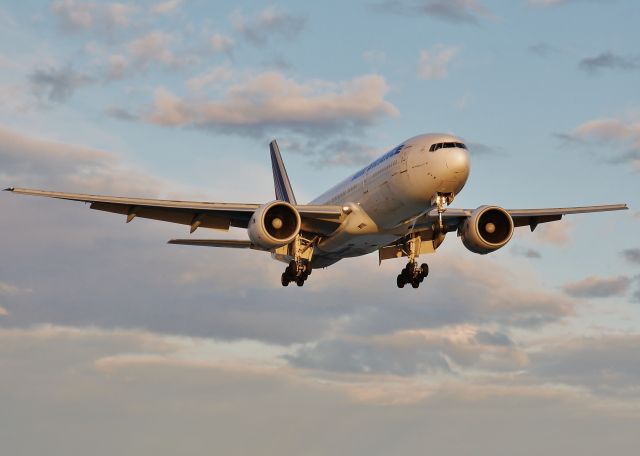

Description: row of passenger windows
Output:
[429,142,467,151]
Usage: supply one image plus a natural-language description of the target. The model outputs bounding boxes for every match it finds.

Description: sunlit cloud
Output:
[418,45,459,80]
[142,72,398,136]
[231,6,306,46]
[563,275,631,298]
[51,0,138,33]
[559,117,640,171]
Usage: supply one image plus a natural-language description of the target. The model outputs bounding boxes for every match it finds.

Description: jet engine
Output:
[460,205,514,254]
[248,200,301,250]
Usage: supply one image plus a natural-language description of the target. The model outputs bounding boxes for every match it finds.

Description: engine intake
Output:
[461,205,514,254]
[248,201,301,250]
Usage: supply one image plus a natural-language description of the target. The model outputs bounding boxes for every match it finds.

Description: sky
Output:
[0,0,639,454]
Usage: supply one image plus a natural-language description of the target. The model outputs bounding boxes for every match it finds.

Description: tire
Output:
[281,273,290,287]
[296,278,305,287]
[420,263,429,277]
[397,275,405,288]
[411,280,419,289]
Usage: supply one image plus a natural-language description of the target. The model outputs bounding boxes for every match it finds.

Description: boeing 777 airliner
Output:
[5,134,628,288]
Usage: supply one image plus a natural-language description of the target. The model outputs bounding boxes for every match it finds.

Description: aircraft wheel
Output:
[411,280,420,289]
[296,278,305,287]
[281,273,290,287]
[397,275,405,288]
[420,263,429,277]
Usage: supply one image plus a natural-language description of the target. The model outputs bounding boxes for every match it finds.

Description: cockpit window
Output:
[429,142,467,151]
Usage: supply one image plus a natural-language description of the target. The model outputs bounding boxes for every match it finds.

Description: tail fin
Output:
[269,139,297,204]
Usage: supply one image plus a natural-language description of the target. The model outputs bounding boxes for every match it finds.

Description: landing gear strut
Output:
[395,232,431,289]
[281,259,312,287]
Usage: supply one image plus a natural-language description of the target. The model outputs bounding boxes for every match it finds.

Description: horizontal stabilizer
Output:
[168,239,266,250]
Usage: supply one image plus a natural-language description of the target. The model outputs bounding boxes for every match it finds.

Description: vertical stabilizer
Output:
[269,140,297,204]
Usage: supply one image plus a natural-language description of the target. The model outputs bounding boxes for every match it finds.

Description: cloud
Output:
[559,117,640,171]
[531,334,640,398]
[0,123,110,175]
[466,142,505,157]
[96,31,201,80]
[0,281,33,317]
[232,7,306,46]
[209,33,234,54]
[151,0,184,15]
[621,248,640,265]
[186,65,233,92]
[287,325,527,376]
[363,50,386,64]
[511,246,542,259]
[532,220,573,245]
[0,123,164,194]
[0,282,24,295]
[28,65,93,103]
[563,275,631,298]
[285,138,383,168]
[418,45,459,80]
[528,42,560,57]
[142,72,398,136]
[371,0,491,24]
[2,324,640,455]
[51,0,137,33]
[127,31,188,69]
[528,0,609,6]
[579,51,640,74]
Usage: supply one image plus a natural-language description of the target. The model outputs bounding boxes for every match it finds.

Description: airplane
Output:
[5,133,628,289]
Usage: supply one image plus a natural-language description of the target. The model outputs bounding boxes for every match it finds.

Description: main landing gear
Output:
[397,262,429,289]
[394,230,434,289]
[281,260,312,287]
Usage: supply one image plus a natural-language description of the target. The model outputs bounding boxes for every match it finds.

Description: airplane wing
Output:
[4,187,344,235]
[168,239,267,250]
[408,204,628,233]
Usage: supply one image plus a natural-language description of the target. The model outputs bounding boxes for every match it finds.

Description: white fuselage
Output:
[308,134,470,266]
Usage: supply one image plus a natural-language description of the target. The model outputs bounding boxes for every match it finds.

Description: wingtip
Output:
[3,187,15,192]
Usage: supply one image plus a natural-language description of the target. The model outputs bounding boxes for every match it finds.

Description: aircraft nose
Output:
[446,147,470,175]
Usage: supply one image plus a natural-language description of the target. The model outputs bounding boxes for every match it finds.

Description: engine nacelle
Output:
[248,200,301,250]
[460,205,514,254]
